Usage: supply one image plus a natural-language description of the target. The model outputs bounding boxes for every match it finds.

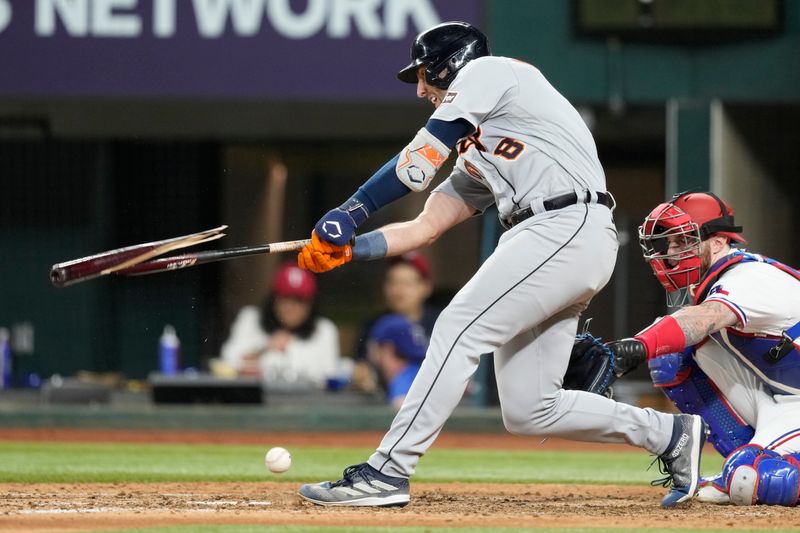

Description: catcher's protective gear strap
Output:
[352,230,388,261]
[635,315,686,359]
[396,128,451,192]
[657,354,754,457]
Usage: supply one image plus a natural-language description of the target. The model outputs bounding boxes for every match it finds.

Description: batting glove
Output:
[297,231,352,273]
[314,199,369,246]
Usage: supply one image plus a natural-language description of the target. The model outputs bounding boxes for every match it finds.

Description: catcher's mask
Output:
[396,21,490,89]
[639,192,745,304]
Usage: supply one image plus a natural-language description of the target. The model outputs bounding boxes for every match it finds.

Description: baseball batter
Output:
[296,22,706,509]
[610,192,800,506]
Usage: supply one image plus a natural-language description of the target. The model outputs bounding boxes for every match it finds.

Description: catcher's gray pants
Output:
[368,204,675,478]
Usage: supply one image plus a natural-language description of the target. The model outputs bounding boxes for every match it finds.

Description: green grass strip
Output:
[0,441,724,484]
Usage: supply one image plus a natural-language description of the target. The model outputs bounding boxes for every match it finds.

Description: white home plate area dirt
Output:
[1,429,798,531]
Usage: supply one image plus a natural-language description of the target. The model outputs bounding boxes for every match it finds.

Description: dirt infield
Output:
[3,481,798,532]
[2,429,799,531]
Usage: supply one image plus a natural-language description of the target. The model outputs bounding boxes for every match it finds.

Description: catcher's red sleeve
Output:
[635,315,686,359]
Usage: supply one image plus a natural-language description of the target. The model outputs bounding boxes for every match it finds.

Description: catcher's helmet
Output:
[397,21,490,89]
[638,192,745,296]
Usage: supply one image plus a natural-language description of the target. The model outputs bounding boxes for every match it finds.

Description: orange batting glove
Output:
[297,231,353,273]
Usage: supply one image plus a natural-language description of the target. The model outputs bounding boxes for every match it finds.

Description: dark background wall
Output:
[1,0,799,384]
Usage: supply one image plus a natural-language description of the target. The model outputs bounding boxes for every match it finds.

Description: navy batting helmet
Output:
[397,21,490,89]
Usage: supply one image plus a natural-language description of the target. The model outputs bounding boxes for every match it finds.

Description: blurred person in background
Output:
[351,252,440,393]
[367,313,429,410]
[355,252,439,361]
[219,262,340,388]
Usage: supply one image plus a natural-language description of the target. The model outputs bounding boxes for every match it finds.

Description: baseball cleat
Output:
[298,462,410,507]
[652,414,708,508]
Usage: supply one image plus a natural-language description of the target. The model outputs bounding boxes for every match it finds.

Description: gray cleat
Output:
[652,414,708,508]
[299,463,410,507]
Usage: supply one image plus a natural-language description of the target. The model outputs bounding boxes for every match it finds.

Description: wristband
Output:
[634,315,686,360]
[352,231,388,261]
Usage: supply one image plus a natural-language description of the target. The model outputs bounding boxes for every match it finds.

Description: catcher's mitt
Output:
[564,329,616,398]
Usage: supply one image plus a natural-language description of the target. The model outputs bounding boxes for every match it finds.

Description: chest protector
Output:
[694,251,800,395]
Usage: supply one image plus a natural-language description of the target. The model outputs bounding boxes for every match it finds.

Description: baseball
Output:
[265,447,291,473]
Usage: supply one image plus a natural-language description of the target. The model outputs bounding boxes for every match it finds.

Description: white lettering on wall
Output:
[328,0,382,39]
[153,0,176,37]
[92,0,141,37]
[0,0,11,34]
[30,0,442,39]
[36,0,89,36]
[385,0,439,39]
[193,0,266,38]
[267,0,326,39]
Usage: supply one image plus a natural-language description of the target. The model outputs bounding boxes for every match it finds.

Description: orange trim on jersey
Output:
[457,126,486,154]
[463,160,485,181]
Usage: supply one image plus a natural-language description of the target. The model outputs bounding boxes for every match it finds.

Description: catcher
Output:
[577,192,800,506]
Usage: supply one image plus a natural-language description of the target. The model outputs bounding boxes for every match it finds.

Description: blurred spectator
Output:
[367,314,428,410]
[218,262,340,388]
[350,252,441,394]
[355,252,439,362]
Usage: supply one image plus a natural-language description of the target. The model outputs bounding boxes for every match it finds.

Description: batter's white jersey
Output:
[432,56,605,219]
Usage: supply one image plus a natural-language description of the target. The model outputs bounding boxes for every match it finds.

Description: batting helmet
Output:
[638,191,745,295]
[397,21,490,89]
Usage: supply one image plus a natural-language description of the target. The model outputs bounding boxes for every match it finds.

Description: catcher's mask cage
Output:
[397,21,490,89]
[639,191,745,306]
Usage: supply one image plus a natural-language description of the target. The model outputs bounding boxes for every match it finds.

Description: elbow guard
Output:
[395,128,450,192]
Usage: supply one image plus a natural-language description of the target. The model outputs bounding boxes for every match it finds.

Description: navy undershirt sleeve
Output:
[348,118,473,214]
[424,118,473,147]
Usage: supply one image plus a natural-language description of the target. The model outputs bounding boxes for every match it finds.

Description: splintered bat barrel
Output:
[49,226,227,288]
[118,245,271,276]
[118,240,310,277]
[50,245,170,287]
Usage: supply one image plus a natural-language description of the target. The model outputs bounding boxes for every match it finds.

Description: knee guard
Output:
[722,444,766,490]
[728,454,800,506]
[650,349,754,456]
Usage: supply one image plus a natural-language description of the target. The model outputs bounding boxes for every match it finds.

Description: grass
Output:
[3,441,789,533]
[0,441,725,484]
